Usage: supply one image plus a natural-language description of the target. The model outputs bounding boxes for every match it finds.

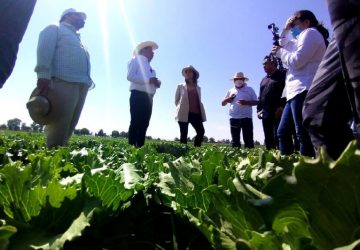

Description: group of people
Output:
[1,2,360,161]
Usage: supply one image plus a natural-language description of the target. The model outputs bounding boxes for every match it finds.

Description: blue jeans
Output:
[278,91,315,157]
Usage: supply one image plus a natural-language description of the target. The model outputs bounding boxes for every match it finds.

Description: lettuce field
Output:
[0,131,359,250]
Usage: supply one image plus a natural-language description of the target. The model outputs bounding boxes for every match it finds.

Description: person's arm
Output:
[278,29,324,70]
[222,91,234,106]
[127,56,150,84]
[257,82,264,112]
[175,85,181,105]
[238,87,258,106]
[34,25,58,80]
[239,100,258,106]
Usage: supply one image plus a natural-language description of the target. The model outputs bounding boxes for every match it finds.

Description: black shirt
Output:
[257,70,286,113]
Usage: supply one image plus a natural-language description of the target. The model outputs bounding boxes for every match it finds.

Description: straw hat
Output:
[181,65,200,80]
[229,72,249,81]
[26,88,52,125]
[133,41,158,55]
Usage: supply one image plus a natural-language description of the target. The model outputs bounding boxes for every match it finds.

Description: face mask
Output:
[291,25,302,39]
[234,80,245,88]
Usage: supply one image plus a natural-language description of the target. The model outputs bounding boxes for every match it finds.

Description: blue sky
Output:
[0,0,331,143]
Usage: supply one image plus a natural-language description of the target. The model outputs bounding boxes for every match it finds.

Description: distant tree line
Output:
[0,118,261,145]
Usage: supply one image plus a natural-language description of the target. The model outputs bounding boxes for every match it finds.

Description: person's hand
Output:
[285,16,296,30]
[37,78,50,95]
[225,94,235,103]
[150,77,161,88]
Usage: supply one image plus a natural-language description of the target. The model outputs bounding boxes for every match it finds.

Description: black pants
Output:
[0,0,36,88]
[230,118,254,148]
[178,113,205,147]
[303,0,360,159]
[262,112,280,150]
[128,90,153,147]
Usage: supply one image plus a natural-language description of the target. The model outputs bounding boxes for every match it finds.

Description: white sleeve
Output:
[127,57,150,84]
[279,29,324,70]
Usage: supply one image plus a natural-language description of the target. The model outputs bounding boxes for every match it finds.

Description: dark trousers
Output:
[128,90,153,148]
[262,113,280,150]
[302,0,360,159]
[230,118,254,148]
[327,0,360,125]
[278,91,315,157]
[303,38,354,159]
[0,0,36,88]
[178,113,205,147]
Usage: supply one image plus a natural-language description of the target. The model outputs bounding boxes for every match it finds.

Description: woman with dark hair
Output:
[272,10,329,157]
[175,65,206,147]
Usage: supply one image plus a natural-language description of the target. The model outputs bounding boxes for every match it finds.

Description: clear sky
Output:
[0,0,332,143]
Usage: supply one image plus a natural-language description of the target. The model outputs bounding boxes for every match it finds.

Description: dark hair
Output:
[184,69,198,85]
[263,55,278,65]
[294,10,329,47]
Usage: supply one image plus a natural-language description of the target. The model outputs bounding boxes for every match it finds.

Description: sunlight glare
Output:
[118,0,151,95]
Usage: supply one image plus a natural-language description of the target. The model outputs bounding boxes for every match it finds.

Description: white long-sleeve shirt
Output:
[277,28,326,101]
[127,55,158,95]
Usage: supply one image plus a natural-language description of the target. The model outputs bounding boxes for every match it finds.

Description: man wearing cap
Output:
[257,55,286,150]
[222,72,258,148]
[127,41,161,147]
[0,0,36,88]
[33,8,93,148]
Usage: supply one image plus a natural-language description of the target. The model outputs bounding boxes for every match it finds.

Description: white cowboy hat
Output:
[181,65,200,80]
[60,8,87,21]
[229,72,249,81]
[26,88,52,125]
[133,41,158,55]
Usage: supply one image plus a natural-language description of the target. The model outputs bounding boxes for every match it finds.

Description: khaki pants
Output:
[45,78,89,148]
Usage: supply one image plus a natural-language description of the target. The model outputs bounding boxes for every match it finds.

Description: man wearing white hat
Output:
[222,72,258,148]
[127,41,161,147]
[33,8,93,148]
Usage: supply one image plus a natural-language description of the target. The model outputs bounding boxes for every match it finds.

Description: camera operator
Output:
[257,55,286,150]
[272,10,329,157]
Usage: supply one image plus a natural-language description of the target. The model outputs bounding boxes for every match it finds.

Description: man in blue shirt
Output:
[34,8,94,148]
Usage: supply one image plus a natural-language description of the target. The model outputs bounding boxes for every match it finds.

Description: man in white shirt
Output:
[127,41,161,147]
[222,72,258,148]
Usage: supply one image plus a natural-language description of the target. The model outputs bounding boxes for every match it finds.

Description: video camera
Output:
[267,23,284,70]
[267,23,280,46]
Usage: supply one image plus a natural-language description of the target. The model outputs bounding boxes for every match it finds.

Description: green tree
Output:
[30,122,44,133]
[119,131,128,138]
[21,122,31,132]
[96,129,106,137]
[7,118,21,131]
[111,130,120,138]
[0,124,7,130]
[80,128,91,135]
